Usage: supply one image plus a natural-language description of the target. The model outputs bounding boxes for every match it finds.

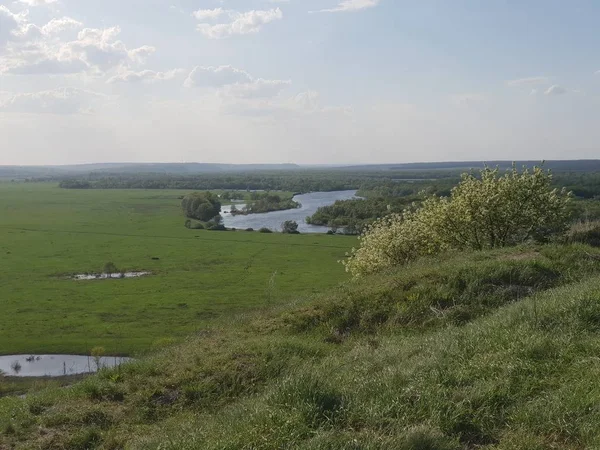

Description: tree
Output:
[181,192,222,222]
[282,220,300,234]
[344,165,572,277]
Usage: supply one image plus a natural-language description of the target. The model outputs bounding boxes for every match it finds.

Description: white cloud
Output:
[42,17,83,34]
[1,22,155,75]
[70,27,155,70]
[185,65,291,100]
[544,85,567,96]
[184,65,252,88]
[0,87,105,114]
[18,0,58,5]
[0,6,24,48]
[311,0,379,13]
[195,8,283,39]
[107,68,185,83]
[192,8,228,21]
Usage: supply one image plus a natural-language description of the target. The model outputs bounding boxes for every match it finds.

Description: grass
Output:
[0,182,354,356]
[2,243,600,448]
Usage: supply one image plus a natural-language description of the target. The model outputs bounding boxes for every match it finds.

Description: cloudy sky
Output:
[1,0,600,165]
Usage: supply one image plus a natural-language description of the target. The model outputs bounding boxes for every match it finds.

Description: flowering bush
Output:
[344,165,572,277]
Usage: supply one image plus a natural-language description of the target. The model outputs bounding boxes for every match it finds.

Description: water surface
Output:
[73,272,150,281]
[0,354,132,377]
[221,190,358,233]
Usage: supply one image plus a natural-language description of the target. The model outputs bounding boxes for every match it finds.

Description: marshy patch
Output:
[0,355,133,377]
[71,271,151,281]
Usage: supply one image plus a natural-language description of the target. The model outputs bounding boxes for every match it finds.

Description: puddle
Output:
[73,272,150,281]
[0,355,133,377]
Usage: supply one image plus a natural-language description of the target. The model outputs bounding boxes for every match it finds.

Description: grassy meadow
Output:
[0,182,354,356]
[4,178,600,449]
[2,243,600,448]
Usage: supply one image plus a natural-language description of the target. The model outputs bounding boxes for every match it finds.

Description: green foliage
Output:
[102,262,119,274]
[55,168,455,192]
[345,166,572,277]
[181,191,221,222]
[184,219,205,230]
[288,245,599,334]
[234,191,300,215]
[282,220,300,234]
[568,221,600,247]
[307,197,413,233]
[259,227,273,233]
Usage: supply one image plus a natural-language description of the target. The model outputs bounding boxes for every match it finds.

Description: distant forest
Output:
[4,159,600,181]
[56,170,459,192]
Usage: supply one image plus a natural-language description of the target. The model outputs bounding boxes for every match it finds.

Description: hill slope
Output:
[2,244,600,449]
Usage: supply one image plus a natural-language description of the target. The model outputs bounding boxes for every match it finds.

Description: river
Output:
[221,190,358,233]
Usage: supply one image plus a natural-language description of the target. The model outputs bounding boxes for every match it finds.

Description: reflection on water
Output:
[0,355,133,377]
[221,190,358,233]
[73,272,150,281]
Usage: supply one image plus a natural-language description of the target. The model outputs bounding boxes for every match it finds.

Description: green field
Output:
[0,182,355,355]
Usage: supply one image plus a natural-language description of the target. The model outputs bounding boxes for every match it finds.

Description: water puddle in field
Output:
[72,271,150,281]
[0,355,133,377]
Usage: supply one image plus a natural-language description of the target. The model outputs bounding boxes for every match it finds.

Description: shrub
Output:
[103,262,119,274]
[344,165,572,277]
[568,222,600,247]
[259,227,273,233]
[206,223,227,231]
[245,228,254,232]
[185,221,204,230]
[282,220,300,234]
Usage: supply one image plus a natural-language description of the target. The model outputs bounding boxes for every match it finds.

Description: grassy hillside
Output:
[0,183,354,355]
[2,244,600,449]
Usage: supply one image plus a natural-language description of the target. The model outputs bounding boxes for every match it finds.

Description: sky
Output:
[1,0,600,165]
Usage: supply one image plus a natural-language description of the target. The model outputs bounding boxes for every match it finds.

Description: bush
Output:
[259,228,273,233]
[185,220,204,230]
[282,220,300,234]
[245,228,254,232]
[569,223,600,247]
[345,165,572,277]
[206,223,227,231]
[103,262,119,274]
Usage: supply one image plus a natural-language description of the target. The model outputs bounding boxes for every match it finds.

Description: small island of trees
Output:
[230,192,300,215]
